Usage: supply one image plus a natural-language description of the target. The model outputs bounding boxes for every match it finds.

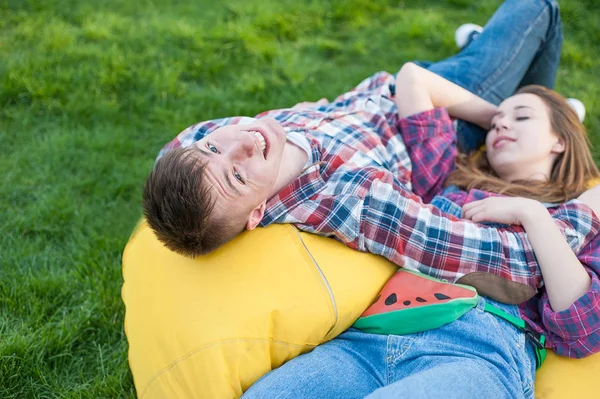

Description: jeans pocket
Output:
[386,333,421,384]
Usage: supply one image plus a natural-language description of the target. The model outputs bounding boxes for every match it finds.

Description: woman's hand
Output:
[462,196,546,225]
[464,195,593,312]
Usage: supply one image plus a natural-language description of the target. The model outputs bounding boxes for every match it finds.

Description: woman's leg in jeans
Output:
[366,298,536,399]
[516,0,563,89]
[365,359,521,399]
[422,0,562,153]
[241,329,386,399]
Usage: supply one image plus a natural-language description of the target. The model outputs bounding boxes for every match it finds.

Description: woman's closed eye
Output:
[515,116,530,121]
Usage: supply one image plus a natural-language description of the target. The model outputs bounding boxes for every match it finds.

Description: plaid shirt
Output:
[163,72,600,357]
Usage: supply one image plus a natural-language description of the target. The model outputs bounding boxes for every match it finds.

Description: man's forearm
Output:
[359,179,542,288]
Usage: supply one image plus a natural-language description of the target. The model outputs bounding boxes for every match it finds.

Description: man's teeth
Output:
[251,131,267,155]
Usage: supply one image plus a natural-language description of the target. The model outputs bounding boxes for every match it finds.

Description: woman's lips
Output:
[493,136,516,149]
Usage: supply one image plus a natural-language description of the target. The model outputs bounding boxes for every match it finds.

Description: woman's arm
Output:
[463,197,592,311]
[522,203,592,311]
[395,62,497,129]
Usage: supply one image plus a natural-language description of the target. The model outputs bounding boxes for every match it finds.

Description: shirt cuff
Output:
[541,272,600,341]
[397,107,454,147]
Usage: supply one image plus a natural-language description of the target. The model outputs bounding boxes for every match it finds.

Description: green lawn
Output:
[1,0,599,397]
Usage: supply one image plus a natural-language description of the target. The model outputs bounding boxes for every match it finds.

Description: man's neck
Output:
[268,141,309,198]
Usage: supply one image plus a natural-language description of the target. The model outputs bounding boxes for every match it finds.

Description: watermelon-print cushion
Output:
[354,269,479,335]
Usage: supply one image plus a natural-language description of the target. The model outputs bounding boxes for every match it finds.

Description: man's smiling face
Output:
[193,117,288,229]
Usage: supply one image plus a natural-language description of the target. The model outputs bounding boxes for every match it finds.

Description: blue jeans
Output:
[243,1,560,398]
[243,298,537,399]
[421,0,562,153]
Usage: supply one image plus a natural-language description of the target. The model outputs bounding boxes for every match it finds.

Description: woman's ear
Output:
[551,137,566,154]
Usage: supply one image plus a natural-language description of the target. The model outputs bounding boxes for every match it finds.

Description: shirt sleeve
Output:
[293,173,540,287]
[538,236,600,358]
[397,107,457,203]
[357,176,543,287]
[294,175,600,293]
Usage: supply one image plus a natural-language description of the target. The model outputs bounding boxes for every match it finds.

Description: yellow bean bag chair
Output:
[122,220,600,399]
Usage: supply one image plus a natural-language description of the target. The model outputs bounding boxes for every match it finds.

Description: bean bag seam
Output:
[293,227,339,336]
[140,337,319,398]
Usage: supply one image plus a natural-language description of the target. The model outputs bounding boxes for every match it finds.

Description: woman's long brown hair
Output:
[445,85,600,203]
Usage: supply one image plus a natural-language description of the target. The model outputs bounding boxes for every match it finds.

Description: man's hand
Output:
[462,197,546,226]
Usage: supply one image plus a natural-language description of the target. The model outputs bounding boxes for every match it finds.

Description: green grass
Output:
[1,0,599,397]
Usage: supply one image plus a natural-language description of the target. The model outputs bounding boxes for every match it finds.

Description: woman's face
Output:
[485,93,565,182]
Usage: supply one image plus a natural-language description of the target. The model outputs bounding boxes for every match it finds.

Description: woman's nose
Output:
[495,116,509,131]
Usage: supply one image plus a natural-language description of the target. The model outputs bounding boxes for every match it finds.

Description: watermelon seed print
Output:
[383,292,454,307]
[358,270,478,324]
[385,293,397,305]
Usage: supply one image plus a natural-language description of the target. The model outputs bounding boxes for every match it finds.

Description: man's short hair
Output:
[142,147,244,257]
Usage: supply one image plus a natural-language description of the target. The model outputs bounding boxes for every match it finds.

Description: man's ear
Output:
[552,137,566,154]
[246,202,266,231]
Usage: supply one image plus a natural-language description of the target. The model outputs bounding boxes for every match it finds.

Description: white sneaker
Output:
[566,98,586,123]
[455,23,484,50]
